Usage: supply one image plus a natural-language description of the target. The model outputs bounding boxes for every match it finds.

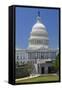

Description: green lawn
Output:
[16,74,59,84]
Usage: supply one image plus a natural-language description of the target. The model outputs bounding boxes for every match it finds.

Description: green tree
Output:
[16,61,19,67]
[26,61,34,74]
[52,53,59,72]
[16,62,33,78]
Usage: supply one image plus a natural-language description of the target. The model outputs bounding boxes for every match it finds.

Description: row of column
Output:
[28,52,56,60]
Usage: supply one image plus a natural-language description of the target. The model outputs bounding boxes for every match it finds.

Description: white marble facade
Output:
[16,48,58,74]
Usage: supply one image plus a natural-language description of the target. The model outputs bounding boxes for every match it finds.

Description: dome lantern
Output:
[36,10,41,23]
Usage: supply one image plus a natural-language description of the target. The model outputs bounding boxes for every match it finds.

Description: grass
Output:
[16,74,59,84]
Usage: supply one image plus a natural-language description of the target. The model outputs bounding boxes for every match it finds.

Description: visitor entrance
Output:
[48,66,52,73]
[41,67,44,74]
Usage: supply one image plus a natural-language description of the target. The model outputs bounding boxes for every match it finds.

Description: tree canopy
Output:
[52,53,59,71]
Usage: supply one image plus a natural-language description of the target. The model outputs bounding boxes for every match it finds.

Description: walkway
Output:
[16,74,40,82]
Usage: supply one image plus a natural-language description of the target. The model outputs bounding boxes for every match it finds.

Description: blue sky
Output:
[16,7,59,49]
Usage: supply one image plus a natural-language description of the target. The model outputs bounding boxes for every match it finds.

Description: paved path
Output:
[16,74,40,81]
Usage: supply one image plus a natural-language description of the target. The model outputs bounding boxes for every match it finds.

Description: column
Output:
[39,64,41,74]
[34,64,38,74]
[44,66,48,74]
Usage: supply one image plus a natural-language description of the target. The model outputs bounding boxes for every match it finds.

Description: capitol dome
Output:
[28,12,49,49]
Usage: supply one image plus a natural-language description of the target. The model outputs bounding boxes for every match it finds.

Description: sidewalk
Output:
[16,74,40,81]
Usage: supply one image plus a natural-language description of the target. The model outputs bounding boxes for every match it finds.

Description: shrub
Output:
[16,66,30,79]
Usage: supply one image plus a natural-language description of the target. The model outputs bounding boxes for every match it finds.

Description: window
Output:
[17,56,19,60]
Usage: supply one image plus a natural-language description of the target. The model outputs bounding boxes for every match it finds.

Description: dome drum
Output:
[29,39,48,45]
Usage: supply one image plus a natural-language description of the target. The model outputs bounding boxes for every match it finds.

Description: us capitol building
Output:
[16,12,59,74]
